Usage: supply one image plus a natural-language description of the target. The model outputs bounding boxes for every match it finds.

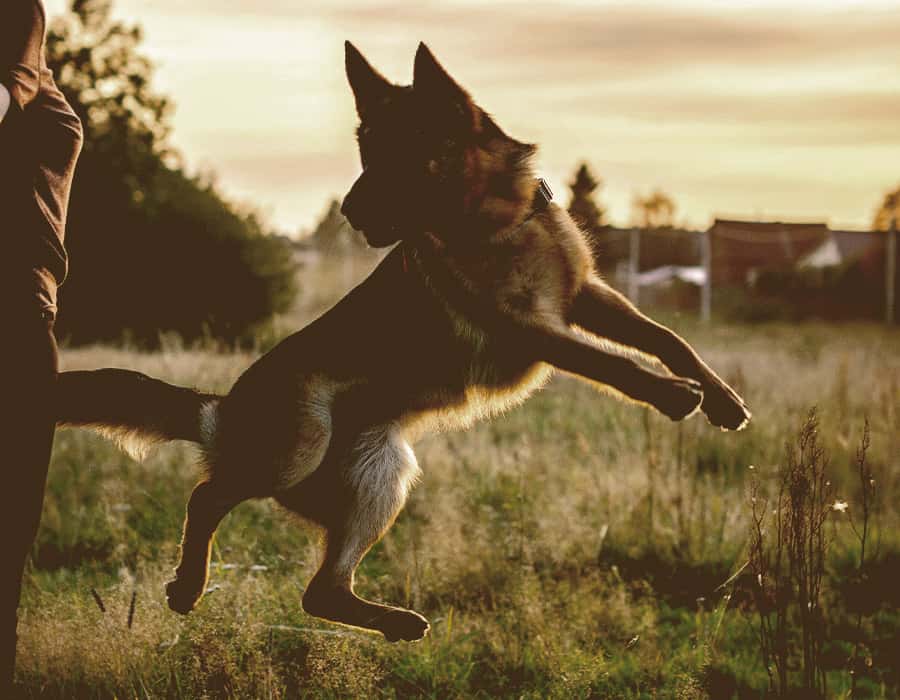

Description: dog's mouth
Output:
[360,223,403,248]
[344,214,404,247]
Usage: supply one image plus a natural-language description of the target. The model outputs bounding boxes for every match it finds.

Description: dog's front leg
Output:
[530,325,703,421]
[568,279,750,430]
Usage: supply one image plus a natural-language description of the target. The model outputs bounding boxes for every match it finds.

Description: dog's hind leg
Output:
[299,426,428,641]
[165,479,247,614]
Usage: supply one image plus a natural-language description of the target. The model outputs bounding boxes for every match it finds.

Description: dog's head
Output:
[341,42,537,247]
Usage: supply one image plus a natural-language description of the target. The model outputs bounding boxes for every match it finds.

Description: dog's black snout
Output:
[341,176,365,229]
[340,196,360,231]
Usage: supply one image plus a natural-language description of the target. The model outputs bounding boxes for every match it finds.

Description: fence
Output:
[620,220,897,325]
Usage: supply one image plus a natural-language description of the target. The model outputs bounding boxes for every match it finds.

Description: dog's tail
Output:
[57,369,223,461]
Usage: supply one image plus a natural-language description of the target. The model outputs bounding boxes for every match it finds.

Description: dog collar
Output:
[532,178,553,212]
[520,178,553,226]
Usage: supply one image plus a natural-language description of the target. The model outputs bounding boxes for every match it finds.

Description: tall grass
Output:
[13,263,900,697]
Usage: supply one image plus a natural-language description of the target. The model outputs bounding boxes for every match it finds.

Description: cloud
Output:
[327,2,900,77]
[57,0,900,232]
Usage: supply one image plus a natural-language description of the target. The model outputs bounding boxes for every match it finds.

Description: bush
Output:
[57,167,297,346]
[722,260,886,323]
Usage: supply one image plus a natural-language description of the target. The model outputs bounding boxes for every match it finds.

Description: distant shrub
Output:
[721,259,886,323]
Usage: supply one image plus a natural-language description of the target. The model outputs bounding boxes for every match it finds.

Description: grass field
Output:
[14,264,900,698]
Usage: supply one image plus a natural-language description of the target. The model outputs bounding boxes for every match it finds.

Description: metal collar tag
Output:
[532,178,553,212]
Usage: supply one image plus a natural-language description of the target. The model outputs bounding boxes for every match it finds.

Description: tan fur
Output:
[337,425,421,581]
[277,376,356,490]
[90,424,166,462]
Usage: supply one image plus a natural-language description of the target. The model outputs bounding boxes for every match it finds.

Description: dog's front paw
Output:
[165,577,205,615]
[375,608,430,642]
[701,380,751,431]
[656,376,704,422]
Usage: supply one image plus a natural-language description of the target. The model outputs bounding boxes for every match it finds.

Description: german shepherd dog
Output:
[57,42,750,642]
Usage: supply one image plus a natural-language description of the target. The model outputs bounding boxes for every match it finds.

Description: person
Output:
[0,0,83,688]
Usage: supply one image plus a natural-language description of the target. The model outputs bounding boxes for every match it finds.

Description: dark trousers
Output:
[0,308,58,689]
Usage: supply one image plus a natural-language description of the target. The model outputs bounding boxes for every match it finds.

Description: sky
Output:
[45,0,900,235]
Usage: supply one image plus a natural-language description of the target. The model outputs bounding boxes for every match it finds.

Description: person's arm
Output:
[0,83,10,123]
[0,0,45,117]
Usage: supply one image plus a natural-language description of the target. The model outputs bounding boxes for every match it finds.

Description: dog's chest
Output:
[401,316,551,440]
[465,248,568,322]
[457,319,528,387]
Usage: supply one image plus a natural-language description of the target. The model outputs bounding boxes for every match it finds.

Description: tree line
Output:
[48,0,899,343]
[50,0,296,346]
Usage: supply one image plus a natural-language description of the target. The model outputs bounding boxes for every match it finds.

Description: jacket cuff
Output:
[1,69,39,112]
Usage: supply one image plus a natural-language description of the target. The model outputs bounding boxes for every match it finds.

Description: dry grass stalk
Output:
[848,419,876,696]
[749,408,834,697]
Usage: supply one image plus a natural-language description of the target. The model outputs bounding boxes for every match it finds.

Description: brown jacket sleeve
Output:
[0,0,45,113]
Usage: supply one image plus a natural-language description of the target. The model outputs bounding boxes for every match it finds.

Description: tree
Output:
[632,189,677,230]
[567,162,606,233]
[873,185,900,231]
[48,0,297,345]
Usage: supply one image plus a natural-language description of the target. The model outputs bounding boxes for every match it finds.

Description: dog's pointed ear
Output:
[414,42,478,127]
[345,41,391,118]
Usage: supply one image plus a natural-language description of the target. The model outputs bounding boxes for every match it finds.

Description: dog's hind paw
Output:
[375,608,430,642]
[165,578,204,615]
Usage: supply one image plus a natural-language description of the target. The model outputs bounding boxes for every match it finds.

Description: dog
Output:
[56,42,750,642]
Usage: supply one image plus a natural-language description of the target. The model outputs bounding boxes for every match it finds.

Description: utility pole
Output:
[701,229,712,322]
[887,215,897,325]
[628,227,641,304]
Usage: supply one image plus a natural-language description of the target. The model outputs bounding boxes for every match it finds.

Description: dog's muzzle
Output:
[340,182,363,231]
[341,172,405,247]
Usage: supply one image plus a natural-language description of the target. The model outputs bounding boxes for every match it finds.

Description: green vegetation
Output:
[48,1,297,346]
[873,185,899,232]
[15,310,899,698]
[567,163,606,235]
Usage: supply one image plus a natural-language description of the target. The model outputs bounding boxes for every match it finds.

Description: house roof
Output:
[799,236,842,268]
[710,219,828,243]
[831,229,884,262]
[708,218,830,284]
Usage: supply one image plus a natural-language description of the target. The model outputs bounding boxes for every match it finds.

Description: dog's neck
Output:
[404,137,544,254]
[410,180,554,267]
[468,141,539,235]
[426,178,545,252]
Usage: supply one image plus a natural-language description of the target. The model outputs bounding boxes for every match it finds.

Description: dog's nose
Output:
[340,196,358,230]
[341,175,368,230]
[341,177,359,219]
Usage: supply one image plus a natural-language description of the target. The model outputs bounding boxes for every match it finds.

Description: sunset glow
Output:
[45,0,900,234]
